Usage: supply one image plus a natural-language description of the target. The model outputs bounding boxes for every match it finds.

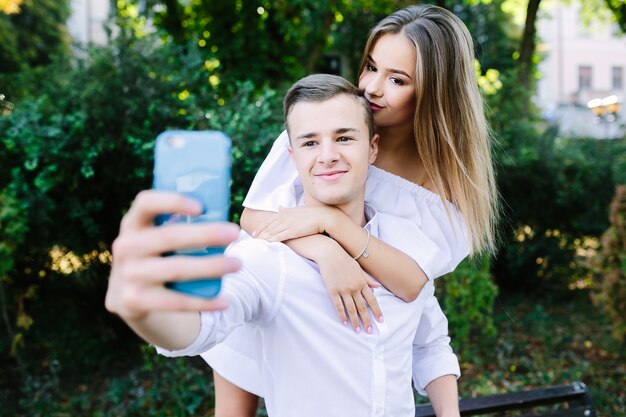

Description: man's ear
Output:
[369,133,379,164]
[287,144,294,158]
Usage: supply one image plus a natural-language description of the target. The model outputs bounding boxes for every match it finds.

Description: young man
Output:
[105,74,459,416]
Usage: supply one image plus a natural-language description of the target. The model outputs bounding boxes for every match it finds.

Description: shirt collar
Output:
[364,203,380,239]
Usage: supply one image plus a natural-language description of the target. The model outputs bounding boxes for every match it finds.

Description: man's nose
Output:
[317,141,340,164]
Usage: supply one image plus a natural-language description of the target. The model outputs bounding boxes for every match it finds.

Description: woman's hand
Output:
[254,206,338,242]
[253,206,384,333]
[309,238,384,334]
[105,190,241,322]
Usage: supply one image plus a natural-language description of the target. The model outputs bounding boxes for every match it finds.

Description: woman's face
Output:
[358,33,417,130]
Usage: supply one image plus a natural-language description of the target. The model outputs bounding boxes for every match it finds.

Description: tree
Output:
[119,0,421,89]
[517,0,542,89]
[0,0,70,93]
[604,0,626,32]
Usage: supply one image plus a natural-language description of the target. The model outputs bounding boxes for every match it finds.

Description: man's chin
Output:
[309,192,350,207]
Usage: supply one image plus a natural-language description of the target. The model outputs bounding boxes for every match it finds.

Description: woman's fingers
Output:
[353,293,373,334]
[334,288,382,334]
[331,295,349,326]
[362,288,384,324]
[341,294,361,333]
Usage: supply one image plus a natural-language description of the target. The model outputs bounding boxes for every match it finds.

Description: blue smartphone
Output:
[153,130,232,298]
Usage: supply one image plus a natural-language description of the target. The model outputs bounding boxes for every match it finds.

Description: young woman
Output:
[204,4,499,416]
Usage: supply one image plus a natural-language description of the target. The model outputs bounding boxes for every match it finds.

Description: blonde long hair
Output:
[360,4,499,255]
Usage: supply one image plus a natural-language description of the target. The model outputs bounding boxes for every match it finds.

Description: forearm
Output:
[240,208,274,236]
[242,207,342,262]
[125,311,201,351]
[325,213,427,301]
[284,233,341,262]
[424,375,460,417]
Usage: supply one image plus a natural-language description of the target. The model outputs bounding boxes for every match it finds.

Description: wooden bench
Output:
[415,381,596,417]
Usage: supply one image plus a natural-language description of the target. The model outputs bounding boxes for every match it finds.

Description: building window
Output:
[578,66,592,91]
[612,66,623,90]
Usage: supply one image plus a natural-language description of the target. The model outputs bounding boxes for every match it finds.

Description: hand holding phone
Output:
[153,130,232,298]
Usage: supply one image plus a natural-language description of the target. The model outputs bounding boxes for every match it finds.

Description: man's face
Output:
[287,94,378,208]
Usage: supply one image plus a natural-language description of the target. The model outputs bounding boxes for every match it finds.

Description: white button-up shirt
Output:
[158,208,458,417]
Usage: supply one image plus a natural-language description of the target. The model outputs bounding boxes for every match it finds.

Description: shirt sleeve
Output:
[365,167,470,281]
[411,291,460,396]
[242,130,300,211]
[156,238,285,358]
[374,212,451,281]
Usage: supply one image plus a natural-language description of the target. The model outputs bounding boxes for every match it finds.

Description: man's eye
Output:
[337,136,352,142]
[303,141,316,147]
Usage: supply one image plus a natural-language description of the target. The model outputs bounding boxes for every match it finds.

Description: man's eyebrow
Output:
[367,55,413,80]
[294,127,359,141]
[294,132,319,141]
[335,127,360,134]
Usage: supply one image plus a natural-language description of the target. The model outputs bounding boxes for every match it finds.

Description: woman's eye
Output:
[366,63,377,72]
[391,77,405,86]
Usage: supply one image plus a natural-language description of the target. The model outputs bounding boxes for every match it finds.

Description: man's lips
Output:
[315,170,347,181]
[367,100,384,112]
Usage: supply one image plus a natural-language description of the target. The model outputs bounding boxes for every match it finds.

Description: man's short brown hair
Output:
[283,74,375,140]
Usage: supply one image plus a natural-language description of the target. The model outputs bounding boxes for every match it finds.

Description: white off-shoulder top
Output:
[201,130,470,396]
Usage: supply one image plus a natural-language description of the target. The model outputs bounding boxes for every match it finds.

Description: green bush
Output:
[437,257,499,360]
[591,185,626,348]
[486,70,625,292]
[493,136,625,293]
[0,32,283,409]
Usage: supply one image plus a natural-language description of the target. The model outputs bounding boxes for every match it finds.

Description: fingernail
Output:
[343,321,348,326]
[251,230,258,237]
[367,326,373,334]
[355,327,361,334]
[378,316,384,323]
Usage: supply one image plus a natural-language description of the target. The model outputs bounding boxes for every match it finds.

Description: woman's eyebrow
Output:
[367,55,413,80]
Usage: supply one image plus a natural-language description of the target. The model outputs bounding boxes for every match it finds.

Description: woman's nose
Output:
[363,73,383,98]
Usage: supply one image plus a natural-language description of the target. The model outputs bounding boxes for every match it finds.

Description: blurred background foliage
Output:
[0,0,625,415]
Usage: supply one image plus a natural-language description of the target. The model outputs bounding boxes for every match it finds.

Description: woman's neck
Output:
[374,125,431,188]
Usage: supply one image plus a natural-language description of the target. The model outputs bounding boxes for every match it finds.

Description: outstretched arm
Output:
[105,191,240,350]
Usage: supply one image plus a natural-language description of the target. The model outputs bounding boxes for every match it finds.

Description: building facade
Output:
[536,0,626,138]
[66,0,110,45]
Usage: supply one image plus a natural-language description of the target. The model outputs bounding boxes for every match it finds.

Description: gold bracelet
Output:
[353,228,370,260]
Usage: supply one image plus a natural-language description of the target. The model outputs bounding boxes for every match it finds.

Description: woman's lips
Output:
[368,101,384,112]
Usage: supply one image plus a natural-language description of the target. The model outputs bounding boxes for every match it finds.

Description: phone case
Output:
[153,130,232,298]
